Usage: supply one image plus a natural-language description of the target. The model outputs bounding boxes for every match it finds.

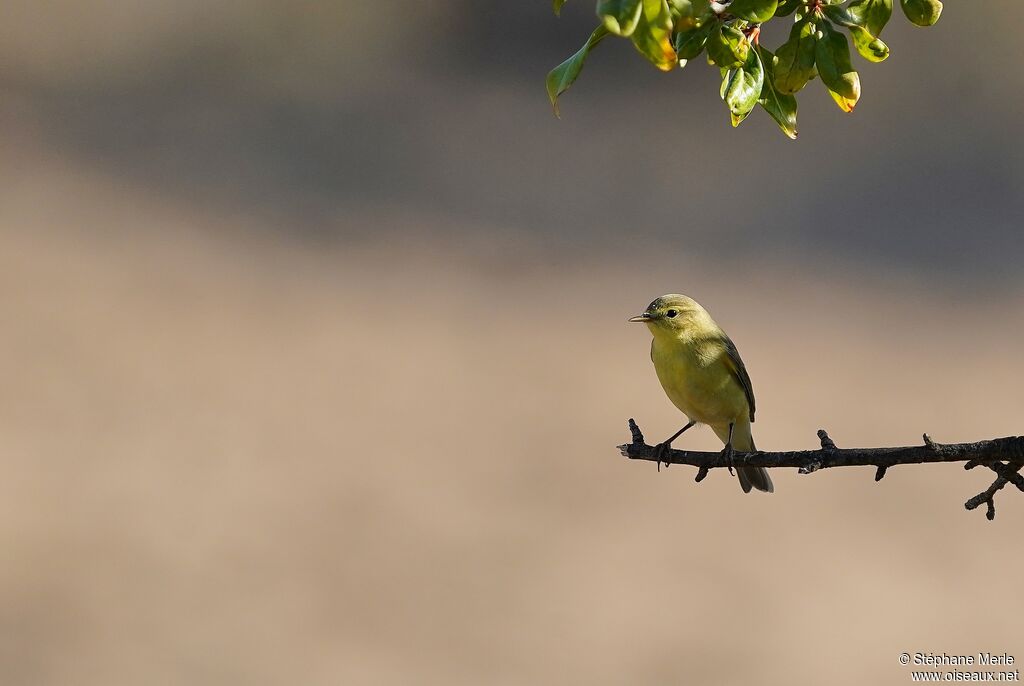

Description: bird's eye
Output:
[666,309,678,318]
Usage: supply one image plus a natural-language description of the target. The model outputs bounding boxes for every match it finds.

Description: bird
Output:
[629,294,773,493]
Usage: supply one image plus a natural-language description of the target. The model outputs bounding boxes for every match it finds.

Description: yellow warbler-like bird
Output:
[629,294,773,493]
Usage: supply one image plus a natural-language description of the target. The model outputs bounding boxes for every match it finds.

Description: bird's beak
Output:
[628,313,652,323]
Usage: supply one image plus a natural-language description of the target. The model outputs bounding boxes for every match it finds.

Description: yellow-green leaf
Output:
[706,23,748,68]
[546,26,610,116]
[848,24,889,62]
[597,0,644,36]
[631,0,677,71]
[669,0,712,31]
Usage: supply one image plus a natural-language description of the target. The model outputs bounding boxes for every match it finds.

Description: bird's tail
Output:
[714,421,774,494]
[736,465,774,494]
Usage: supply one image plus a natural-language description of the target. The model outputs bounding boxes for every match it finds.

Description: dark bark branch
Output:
[618,418,1024,520]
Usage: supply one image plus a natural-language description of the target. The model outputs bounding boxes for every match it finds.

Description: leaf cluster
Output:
[547,0,942,138]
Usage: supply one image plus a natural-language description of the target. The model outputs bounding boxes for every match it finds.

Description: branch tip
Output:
[695,465,709,483]
[964,468,1018,520]
[627,418,645,446]
[923,433,937,449]
[817,430,837,451]
[874,465,887,481]
[964,491,990,512]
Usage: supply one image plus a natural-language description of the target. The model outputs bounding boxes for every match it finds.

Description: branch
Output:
[618,419,1024,521]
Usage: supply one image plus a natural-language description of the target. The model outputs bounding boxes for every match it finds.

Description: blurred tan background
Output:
[2,2,1023,684]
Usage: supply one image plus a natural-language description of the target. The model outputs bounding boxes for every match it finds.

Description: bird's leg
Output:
[722,422,735,475]
[654,421,696,469]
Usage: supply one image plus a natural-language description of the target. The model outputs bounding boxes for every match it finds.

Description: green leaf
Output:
[773,18,817,94]
[631,0,677,70]
[822,5,889,62]
[706,23,748,68]
[667,0,691,15]
[553,0,569,16]
[900,0,942,26]
[728,0,778,24]
[674,20,714,60]
[721,46,764,126]
[546,26,610,116]
[597,0,644,36]
[847,0,893,36]
[815,22,860,111]
[755,45,798,138]
[821,4,858,26]
[669,0,712,31]
[774,0,800,17]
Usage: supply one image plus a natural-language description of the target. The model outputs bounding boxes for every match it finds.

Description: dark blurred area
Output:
[1,2,1023,685]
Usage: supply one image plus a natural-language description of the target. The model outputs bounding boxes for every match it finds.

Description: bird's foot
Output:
[721,443,735,476]
[653,442,673,470]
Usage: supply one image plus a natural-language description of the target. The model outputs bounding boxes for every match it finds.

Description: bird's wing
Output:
[721,336,755,422]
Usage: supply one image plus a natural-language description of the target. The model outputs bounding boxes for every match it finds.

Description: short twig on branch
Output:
[618,419,1024,520]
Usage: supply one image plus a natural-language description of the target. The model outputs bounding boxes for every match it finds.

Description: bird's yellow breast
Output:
[650,333,749,426]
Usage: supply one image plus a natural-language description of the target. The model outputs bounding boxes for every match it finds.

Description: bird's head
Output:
[628,294,706,335]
